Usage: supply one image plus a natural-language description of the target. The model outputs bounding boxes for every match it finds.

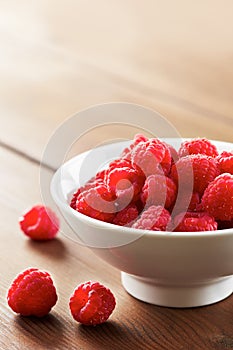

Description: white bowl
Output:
[51,139,233,307]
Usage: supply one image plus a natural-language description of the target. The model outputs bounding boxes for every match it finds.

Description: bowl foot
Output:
[121,272,233,307]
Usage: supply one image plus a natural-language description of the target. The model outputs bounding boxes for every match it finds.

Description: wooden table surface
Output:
[0,1,233,349]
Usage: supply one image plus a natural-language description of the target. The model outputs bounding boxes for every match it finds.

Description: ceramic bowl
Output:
[51,139,233,307]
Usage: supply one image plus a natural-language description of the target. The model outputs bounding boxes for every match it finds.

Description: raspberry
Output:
[217,151,233,174]
[69,281,116,326]
[174,191,201,212]
[19,205,60,240]
[95,169,106,181]
[105,158,133,175]
[112,204,138,226]
[140,174,177,209]
[70,178,104,210]
[174,212,217,232]
[121,134,148,160]
[170,154,220,195]
[7,268,57,317]
[201,173,233,221]
[131,138,172,176]
[70,189,81,210]
[75,184,116,223]
[164,142,179,165]
[106,165,144,202]
[132,205,171,231]
[178,138,218,158]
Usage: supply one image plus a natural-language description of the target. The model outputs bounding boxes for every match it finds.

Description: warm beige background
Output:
[1,0,233,164]
[0,2,233,349]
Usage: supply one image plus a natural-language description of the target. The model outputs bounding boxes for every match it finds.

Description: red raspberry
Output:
[106,158,133,173]
[217,151,233,174]
[7,268,57,317]
[104,158,139,183]
[112,204,138,226]
[131,138,172,176]
[19,205,60,240]
[173,212,217,232]
[164,142,179,165]
[201,173,233,221]
[69,281,116,326]
[174,191,201,212]
[170,154,220,195]
[132,205,171,231]
[75,184,116,223]
[106,166,144,202]
[95,169,106,181]
[140,174,177,209]
[121,134,148,160]
[70,178,104,210]
[178,138,218,158]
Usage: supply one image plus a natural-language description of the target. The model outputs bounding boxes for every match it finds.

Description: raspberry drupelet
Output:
[140,174,177,209]
[132,205,171,231]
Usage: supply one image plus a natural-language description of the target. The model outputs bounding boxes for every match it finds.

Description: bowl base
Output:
[121,272,233,307]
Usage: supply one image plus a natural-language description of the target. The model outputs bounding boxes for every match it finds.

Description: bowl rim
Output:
[50,138,233,238]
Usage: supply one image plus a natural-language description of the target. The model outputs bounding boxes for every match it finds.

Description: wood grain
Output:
[0,0,233,166]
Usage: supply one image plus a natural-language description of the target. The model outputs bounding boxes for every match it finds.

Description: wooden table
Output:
[0,1,232,349]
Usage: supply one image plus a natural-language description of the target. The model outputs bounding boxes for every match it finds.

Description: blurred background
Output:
[1,0,233,163]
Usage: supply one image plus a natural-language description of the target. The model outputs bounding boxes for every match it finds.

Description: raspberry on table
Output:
[170,154,220,195]
[201,173,233,221]
[75,184,116,223]
[112,204,138,226]
[69,281,116,326]
[217,151,233,175]
[7,268,57,317]
[19,205,60,240]
[140,174,177,209]
[178,138,219,158]
[132,205,171,231]
[131,138,172,176]
[173,212,218,232]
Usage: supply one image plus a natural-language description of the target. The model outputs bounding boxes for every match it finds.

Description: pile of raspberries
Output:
[70,135,233,232]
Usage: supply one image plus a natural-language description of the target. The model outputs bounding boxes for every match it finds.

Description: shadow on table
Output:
[26,238,67,260]
[76,320,133,350]
[14,313,65,348]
